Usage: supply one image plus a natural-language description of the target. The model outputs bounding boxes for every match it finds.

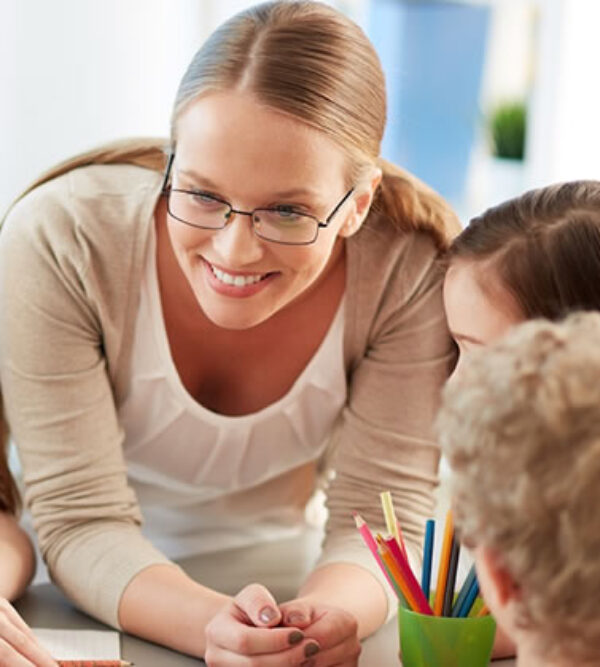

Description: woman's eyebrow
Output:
[176,167,322,200]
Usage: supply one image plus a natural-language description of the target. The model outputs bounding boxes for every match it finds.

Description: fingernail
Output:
[287,611,306,625]
[259,605,278,623]
[304,642,320,657]
[288,630,304,645]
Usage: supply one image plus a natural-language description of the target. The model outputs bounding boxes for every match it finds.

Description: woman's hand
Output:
[204,584,320,666]
[279,598,361,666]
[0,598,57,666]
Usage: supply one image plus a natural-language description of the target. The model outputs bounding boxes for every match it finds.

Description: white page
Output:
[33,629,120,660]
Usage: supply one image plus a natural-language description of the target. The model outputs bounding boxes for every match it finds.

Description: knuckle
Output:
[231,632,251,654]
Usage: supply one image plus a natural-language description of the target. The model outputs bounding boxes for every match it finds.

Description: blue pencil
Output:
[455,574,480,618]
[451,564,476,617]
[421,519,435,601]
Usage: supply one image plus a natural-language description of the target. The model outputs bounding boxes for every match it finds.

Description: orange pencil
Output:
[383,535,433,615]
[477,603,490,617]
[377,538,421,613]
[433,511,454,615]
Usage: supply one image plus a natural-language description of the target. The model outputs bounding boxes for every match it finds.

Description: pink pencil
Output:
[384,535,434,615]
[353,512,401,598]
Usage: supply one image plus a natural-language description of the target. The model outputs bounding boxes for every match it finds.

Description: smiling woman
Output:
[0,2,460,665]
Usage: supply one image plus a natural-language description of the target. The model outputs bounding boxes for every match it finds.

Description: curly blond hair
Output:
[436,312,600,664]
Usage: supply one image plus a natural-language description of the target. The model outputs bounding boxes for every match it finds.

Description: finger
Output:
[205,637,321,666]
[234,583,282,627]
[298,610,358,651]
[0,601,37,643]
[207,610,311,655]
[279,600,315,629]
[0,614,57,667]
[300,635,361,667]
[0,637,36,667]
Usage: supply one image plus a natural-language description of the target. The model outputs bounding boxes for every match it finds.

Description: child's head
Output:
[443,180,600,369]
[437,312,600,665]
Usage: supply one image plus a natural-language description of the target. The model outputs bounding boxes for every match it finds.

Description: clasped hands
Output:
[204,583,361,666]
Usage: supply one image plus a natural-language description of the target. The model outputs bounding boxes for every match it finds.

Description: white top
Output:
[117,225,347,559]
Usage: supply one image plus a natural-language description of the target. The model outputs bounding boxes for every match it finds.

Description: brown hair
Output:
[448,180,600,318]
[8,1,459,249]
[437,312,600,665]
[0,409,19,514]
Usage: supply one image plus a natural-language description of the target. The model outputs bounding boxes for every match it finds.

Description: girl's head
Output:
[444,180,600,366]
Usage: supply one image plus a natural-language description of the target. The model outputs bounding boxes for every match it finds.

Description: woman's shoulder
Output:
[2,164,160,262]
[348,213,444,280]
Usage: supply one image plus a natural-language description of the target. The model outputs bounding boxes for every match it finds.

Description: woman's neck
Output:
[516,639,575,667]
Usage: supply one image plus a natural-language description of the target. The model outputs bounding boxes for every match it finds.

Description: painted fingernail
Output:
[259,605,278,623]
[288,630,304,645]
[304,642,320,657]
[287,611,306,625]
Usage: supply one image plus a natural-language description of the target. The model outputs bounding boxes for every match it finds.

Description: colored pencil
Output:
[477,603,490,617]
[441,535,460,616]
[433,511,454,616]
[451,564,477,617]
[380,491,403,553]
[421,519,435,602]
[455,575,480,618]
[57,662,133,667]
[353,512,403,600]
[383,535,434,615]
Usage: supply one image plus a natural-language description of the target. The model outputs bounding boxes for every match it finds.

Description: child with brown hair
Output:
[0,443,56,665]
[437,312,600,667]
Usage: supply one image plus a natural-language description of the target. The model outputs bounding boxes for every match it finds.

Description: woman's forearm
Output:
[298,563,388,639]
[118,563,231,657]
[0,512,35,600]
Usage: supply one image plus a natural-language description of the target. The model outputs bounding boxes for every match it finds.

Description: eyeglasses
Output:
[160,153,355,246]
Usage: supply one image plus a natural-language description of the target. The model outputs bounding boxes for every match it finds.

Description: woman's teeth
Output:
[210,264,266,286]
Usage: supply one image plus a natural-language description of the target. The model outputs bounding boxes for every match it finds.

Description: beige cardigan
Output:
[0,164,454,627]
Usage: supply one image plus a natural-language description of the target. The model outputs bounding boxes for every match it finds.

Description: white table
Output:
[15,534,516,665]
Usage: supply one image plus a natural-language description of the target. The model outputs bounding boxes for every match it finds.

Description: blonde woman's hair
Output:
[437,312,600,665]
[8,1,459,248]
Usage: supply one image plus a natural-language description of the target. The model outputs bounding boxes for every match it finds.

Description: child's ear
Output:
[476,545,521,609]
[338,168,382,238]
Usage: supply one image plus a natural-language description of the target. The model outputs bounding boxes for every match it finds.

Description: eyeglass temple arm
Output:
[321,187,355,227]
[161,152,175,193]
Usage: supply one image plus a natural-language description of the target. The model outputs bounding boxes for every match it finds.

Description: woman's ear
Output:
[338,167,382,238]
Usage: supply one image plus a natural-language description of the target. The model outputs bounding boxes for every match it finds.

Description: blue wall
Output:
[369,0,491,207]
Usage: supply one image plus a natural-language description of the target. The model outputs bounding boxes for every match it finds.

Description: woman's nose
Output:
[211,212,264,265]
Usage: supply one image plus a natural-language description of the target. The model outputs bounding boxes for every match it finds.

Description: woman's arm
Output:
[118,564,230,657]
[0,512,35,601]
[313,232,456,631]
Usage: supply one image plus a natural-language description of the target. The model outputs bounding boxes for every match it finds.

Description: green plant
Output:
[489,101,527,160]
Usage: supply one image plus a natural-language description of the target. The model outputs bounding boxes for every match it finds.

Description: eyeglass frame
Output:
[160,152,355,246]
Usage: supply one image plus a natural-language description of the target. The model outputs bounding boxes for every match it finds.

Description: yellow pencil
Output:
[380,491,401,546]
[433,511,454,615]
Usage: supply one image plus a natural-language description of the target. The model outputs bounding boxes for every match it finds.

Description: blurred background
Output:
[1,0,599,222]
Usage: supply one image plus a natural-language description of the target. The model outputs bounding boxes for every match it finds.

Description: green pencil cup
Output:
[399,606,496,667]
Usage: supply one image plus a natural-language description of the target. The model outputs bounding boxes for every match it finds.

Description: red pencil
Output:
[57,661,132,666]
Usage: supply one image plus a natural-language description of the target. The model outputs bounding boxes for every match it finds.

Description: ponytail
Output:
[372,158,462,251]
[4,137,169,222]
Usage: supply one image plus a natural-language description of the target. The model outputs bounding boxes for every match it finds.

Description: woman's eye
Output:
[274,206,303,220]
[191,192,224,208]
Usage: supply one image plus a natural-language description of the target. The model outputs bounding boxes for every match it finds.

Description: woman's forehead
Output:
[173,91,349,195]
